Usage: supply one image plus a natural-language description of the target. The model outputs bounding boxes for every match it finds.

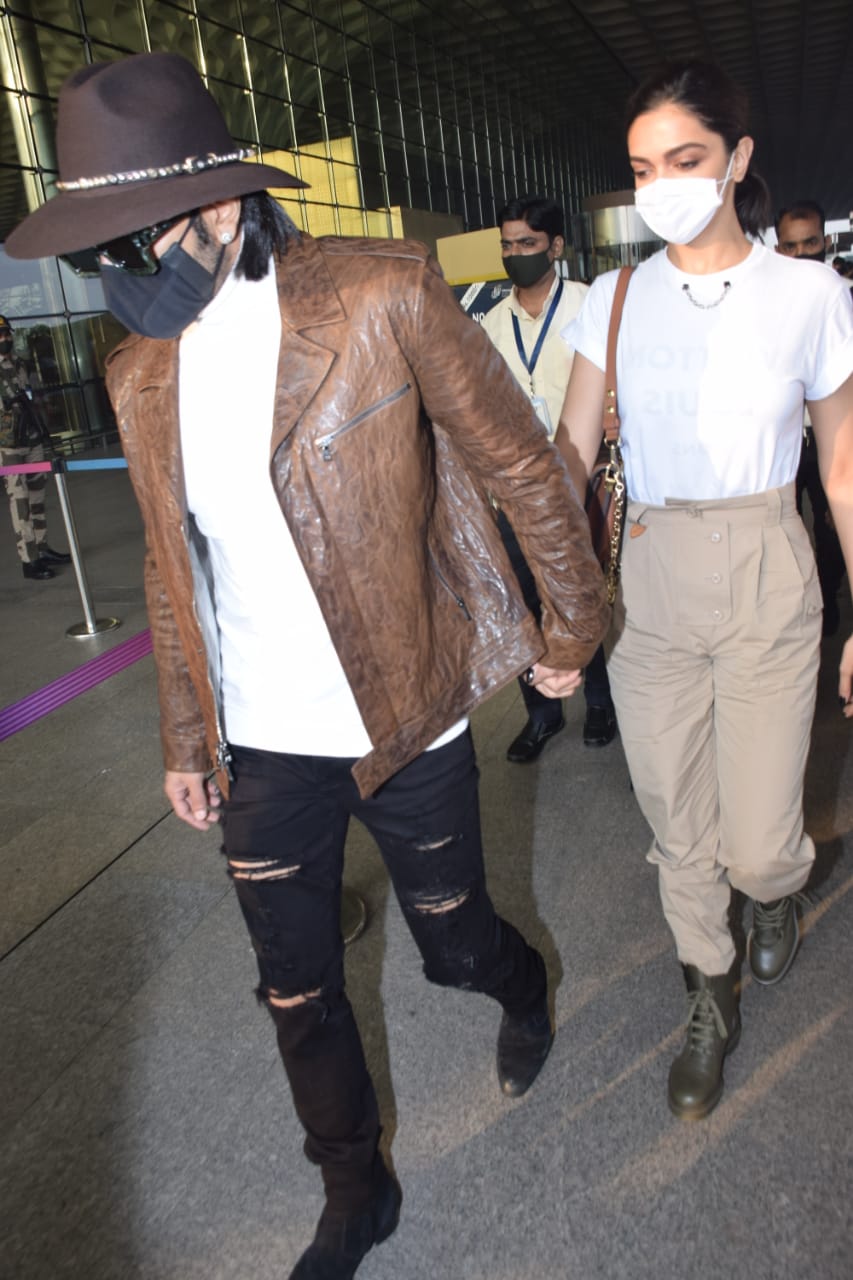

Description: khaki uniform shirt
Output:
[481,269,588,438]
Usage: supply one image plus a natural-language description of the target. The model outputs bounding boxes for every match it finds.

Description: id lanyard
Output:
[511,277,564,409]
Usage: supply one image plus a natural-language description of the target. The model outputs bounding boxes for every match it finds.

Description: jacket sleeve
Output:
[398,255,610,670]
[106,339,213,776]
[143,547,212,774]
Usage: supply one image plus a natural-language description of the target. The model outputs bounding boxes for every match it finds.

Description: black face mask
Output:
[503,248,553,290]
[0,338,13,355]
[100,241,225,339]
[800,248,826,263]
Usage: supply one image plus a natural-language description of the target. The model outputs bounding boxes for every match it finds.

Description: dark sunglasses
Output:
[60,216,182,277]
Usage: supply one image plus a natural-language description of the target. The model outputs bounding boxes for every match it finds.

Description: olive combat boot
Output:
[668,962,741,1121]
[748,896,799,985]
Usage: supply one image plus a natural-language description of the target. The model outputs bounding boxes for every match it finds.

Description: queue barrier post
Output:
[51,459,121,639]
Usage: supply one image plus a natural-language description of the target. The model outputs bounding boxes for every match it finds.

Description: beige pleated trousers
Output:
[607,483,822,975]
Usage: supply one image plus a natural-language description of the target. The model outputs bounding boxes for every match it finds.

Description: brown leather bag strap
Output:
[602,265,634,444]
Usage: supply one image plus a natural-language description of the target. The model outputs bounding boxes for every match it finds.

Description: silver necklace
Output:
[682,281,731,309]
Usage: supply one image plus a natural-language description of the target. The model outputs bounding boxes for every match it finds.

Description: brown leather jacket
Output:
[106,234,609,796]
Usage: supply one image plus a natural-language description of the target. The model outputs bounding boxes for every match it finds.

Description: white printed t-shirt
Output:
[178,256,465,757]
[562,243,853,505]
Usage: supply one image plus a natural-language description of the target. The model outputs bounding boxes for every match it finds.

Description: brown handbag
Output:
[585,265,633,604]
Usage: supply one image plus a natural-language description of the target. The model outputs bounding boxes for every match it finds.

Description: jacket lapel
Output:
[270,235,346,457]
[132,339,187,523]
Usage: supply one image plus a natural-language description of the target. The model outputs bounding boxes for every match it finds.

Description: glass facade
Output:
[0,0,622,451]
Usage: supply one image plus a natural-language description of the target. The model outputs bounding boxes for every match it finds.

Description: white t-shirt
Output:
[562,244,853,505]
[179,258,465,756]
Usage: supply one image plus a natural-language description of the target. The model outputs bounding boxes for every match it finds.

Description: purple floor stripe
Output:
[0,628,153,741]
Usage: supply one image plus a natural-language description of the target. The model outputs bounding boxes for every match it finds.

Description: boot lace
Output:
[752,890,810,943]
[685,989,728,1051]
[752,896,791,942]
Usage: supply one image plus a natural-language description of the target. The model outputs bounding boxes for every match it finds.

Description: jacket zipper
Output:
[216,739,234,781]
[430,552,473,621]
[181,519,234,783]
[317,382,411,460]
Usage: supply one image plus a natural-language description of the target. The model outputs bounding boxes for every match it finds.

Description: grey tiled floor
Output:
[1,465,851,1279]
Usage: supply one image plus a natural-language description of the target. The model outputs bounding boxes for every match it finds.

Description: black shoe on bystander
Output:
[39,544,72,564]
[582,704,617,748]
[22,558,54,580]
[506,716,564,764]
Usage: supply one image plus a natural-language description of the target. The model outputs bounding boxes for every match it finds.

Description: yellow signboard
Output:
[435,227,503,286]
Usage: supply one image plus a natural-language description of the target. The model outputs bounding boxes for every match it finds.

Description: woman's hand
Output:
[526,663,583,698]
[811,374,853,722]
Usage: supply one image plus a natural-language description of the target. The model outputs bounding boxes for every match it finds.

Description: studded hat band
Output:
[56,146,256,192]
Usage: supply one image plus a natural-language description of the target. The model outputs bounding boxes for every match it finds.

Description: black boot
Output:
[496,990,554,1097]
[289,1157,402,1280]
[668,962,741,1121]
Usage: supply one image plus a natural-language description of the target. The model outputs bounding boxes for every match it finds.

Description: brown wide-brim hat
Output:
[5,53,307,260]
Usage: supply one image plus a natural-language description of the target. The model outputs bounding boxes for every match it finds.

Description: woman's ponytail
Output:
[734,170,772,240]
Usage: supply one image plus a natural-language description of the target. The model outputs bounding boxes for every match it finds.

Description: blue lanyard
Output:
[511,278,564,391]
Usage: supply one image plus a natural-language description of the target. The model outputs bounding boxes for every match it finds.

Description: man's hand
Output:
[526,663,583,698]
[165,770,222,831]
[840,634,853,719]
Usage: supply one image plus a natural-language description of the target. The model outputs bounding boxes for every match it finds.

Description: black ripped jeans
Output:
[222,728,545,1210]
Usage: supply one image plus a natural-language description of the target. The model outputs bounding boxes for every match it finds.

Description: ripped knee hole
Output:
[229,856,301,882]
[413,833,460,852]
[412,888,471,915]
[266,987,322,1009]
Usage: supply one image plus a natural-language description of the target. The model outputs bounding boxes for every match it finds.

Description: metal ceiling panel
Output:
[1,0,851,232]
[495,0,853,218]
[412,0,853,218]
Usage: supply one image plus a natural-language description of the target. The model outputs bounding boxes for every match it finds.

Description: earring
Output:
[221,232,234,245]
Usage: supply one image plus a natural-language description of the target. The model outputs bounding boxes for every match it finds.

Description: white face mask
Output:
[634,151,737,245]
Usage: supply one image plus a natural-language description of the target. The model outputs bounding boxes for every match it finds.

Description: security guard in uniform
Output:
[0,316,69,579]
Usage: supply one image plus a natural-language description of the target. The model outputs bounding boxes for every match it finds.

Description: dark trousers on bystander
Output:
[497,508,612,717]
[796,427,846,634]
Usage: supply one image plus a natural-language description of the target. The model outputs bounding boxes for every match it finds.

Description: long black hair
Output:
[625,61,771,239]
[236,192,301,280]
